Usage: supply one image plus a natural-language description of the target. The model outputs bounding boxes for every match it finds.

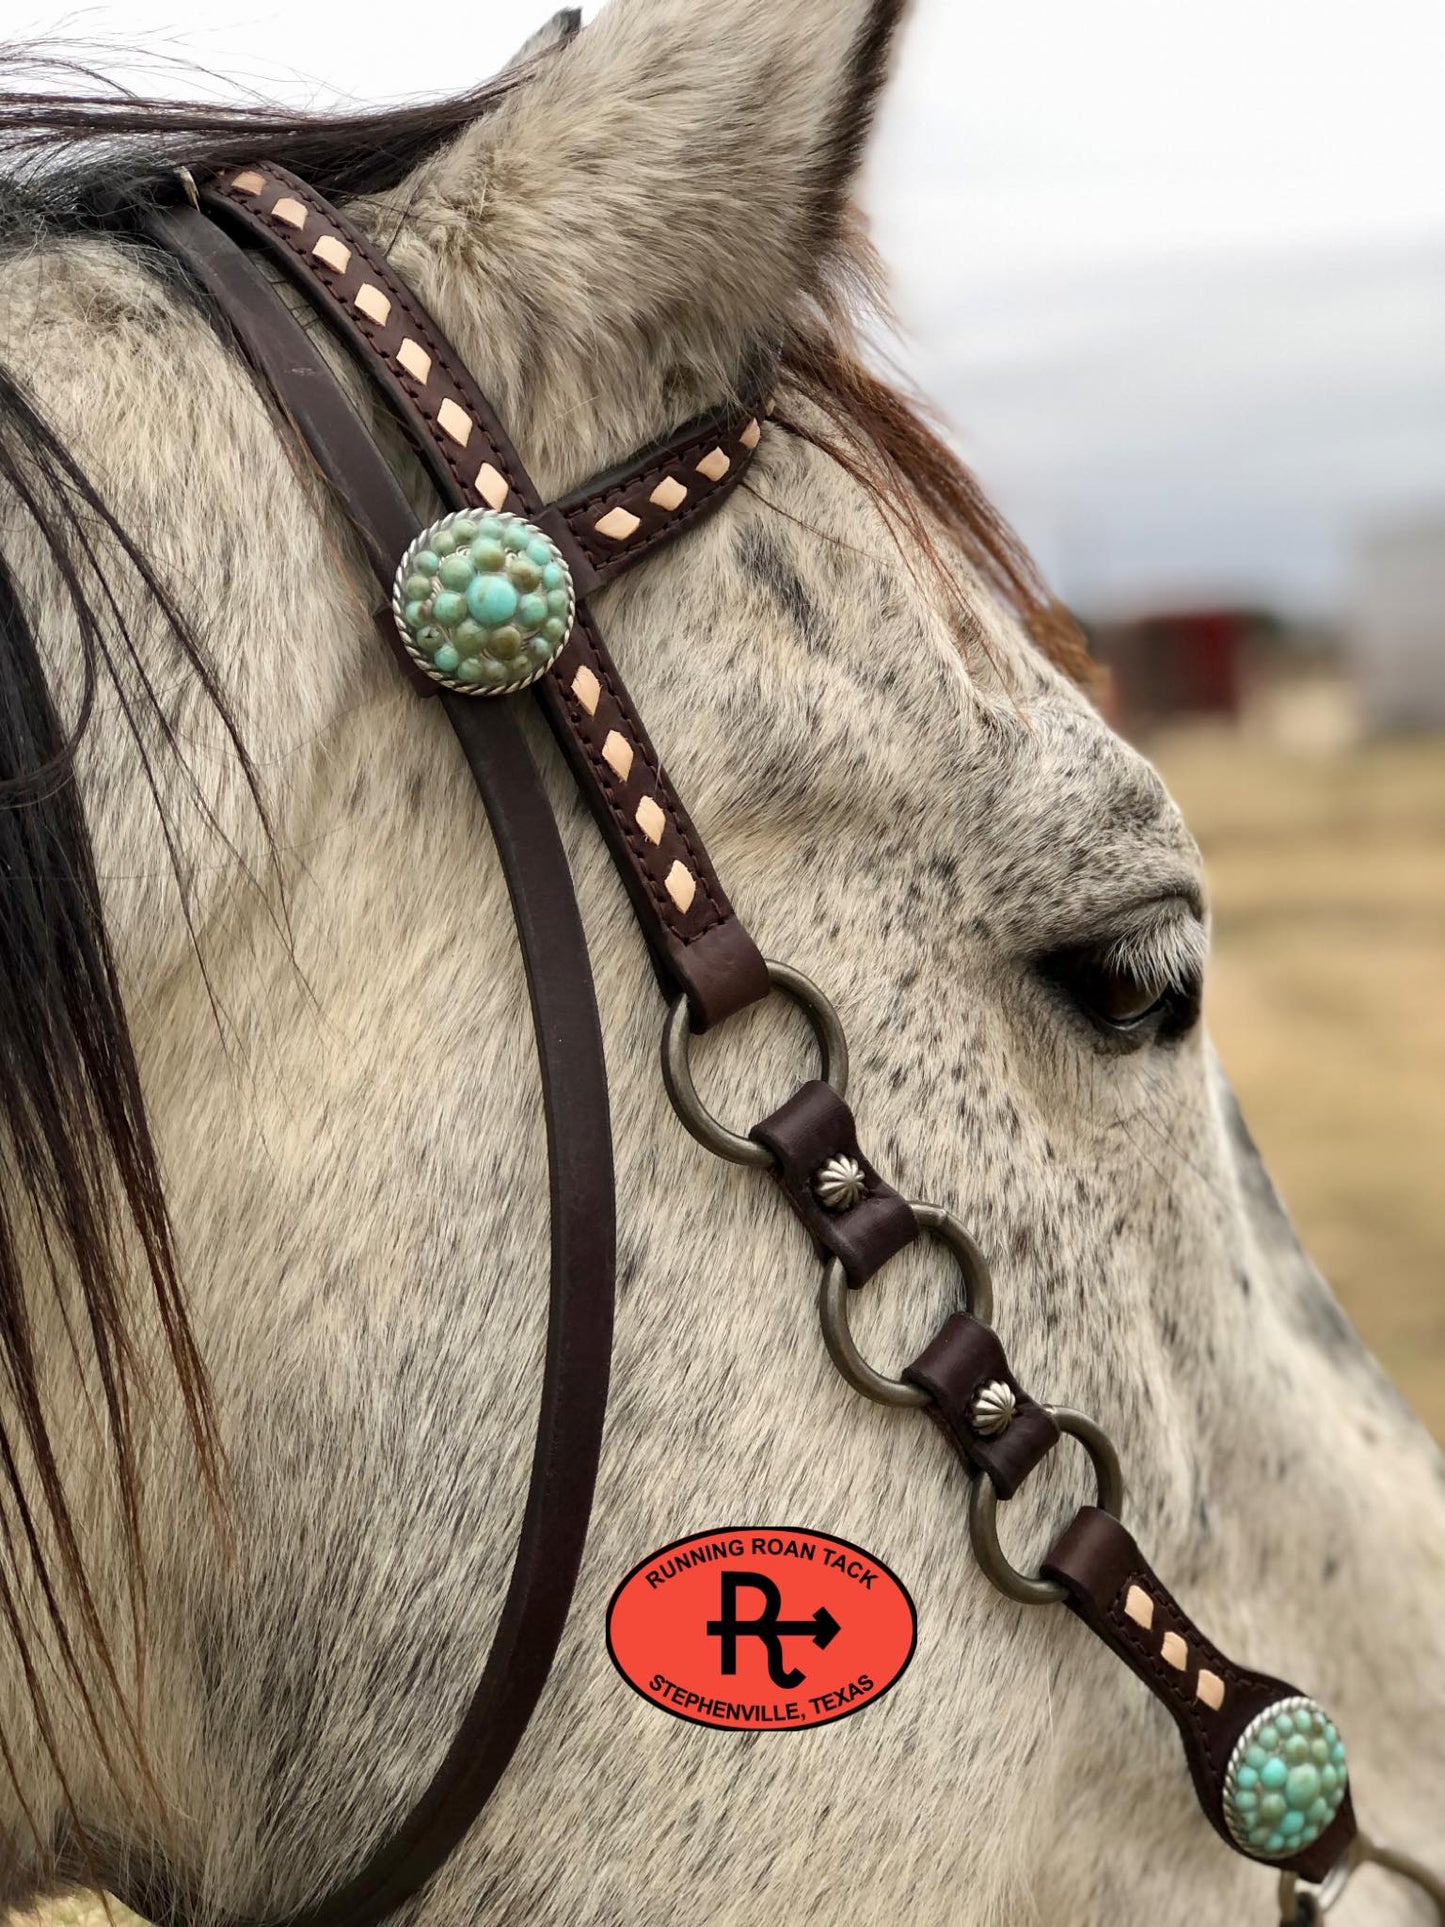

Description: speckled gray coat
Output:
[1,1,1441,1922]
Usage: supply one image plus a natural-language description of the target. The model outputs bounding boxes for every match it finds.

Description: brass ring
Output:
[661,961,848,1167]
[1279,1833,1445,1922]
[967,1410,1125,1607]
[818,1203,995,1407]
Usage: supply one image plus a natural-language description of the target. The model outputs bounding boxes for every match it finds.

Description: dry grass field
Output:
[1156,722,1445,1438]
[11,720,1444,1927]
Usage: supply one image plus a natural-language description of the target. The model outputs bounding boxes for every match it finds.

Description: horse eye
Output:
[1039,943,1201,1040]
[1072,956,1168,1027]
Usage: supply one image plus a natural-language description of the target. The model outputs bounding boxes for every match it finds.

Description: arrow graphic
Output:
[769,1606,841,1648]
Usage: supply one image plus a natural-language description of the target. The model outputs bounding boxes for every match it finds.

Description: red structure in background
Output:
[1091,606,1259,735]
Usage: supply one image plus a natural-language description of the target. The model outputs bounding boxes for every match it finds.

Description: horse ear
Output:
[402,0,911,462]
[505,7,583,69]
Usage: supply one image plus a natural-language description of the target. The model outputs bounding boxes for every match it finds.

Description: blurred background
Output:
[5,1,1444,1915]
[871,0,1445,1440]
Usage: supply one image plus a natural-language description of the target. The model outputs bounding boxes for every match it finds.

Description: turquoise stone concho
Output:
[1223,1695,1348,1860]
[392,510,575,694]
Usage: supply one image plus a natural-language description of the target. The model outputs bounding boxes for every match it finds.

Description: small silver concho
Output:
[814,1154,867,1212]
[970,1380,1017,1437]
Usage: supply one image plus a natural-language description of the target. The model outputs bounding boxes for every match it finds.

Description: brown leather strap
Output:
[141,202,617,1927]
[1042,1507,1356,1882]
[555,399,770,592]
[152,201,436,698]
[748,1086,1059,1495]
[902,1313,1059,1498]
[749,1080,919,1287]
[545,600,771,1029]
[199,162,769,1031]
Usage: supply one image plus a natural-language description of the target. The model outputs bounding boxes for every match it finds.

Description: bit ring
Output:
[1278,1832,1445,1921]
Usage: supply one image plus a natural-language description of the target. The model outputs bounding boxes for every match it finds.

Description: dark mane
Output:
[0,354,238,1872]
[0,42,551,1876]
[0,50,527,243]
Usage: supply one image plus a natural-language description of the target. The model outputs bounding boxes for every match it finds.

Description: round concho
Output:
[1223,1695,1348,1860]
[392,510,575,695]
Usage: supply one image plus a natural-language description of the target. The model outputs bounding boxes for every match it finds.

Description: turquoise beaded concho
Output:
[392,510,575,694]
[1223,1695,1348,1861]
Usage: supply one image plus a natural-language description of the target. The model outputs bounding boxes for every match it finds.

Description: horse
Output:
[0,1,1441,1921]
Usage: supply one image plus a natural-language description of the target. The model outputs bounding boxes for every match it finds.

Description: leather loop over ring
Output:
[661,961,848,1166]
[967,1410,1125,1606]
[818,1203,995,1406]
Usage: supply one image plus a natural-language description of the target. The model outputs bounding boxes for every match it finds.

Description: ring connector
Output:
[661,961,848,1166]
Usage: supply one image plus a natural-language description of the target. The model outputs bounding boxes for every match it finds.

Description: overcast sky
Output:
[16,0,1445,617]
[872,0,1445,618]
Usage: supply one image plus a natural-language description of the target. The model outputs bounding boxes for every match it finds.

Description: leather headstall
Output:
[129,152,1377,1927]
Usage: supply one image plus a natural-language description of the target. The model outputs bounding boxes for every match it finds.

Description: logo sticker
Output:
[606,1527,916,1731]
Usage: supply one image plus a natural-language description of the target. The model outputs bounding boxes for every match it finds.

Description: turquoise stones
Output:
[1223,1696,1348,1860]
[466,573,518,627]
[392,511,574,693]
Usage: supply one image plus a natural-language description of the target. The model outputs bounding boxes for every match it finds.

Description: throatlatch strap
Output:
[140,204,616,1927]
[200,161,770,1033]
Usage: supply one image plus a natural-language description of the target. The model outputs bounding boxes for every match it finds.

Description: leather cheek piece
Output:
[1042,1507,1357,1883]
[749,1080,919,1287]
[902,1312,1060,1498]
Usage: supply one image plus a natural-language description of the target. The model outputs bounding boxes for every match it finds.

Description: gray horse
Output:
[0,1,1440,1921]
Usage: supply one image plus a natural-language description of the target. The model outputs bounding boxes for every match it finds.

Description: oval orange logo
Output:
[606,1527,916,1731]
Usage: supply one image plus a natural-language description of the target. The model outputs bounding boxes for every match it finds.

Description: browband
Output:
[137,159,772,1927]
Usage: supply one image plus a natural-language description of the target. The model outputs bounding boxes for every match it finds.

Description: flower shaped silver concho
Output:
[815,1155,867,1212]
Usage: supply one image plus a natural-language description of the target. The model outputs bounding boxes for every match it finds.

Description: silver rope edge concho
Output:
[392,508,576,696]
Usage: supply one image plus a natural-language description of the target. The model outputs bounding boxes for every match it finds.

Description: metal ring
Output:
[1278,1856,1351,1923]
[967,1410,1125,1607]
[818,1203,995,1407]
[661,961,848,1166]
[1280,1833,1445,1922]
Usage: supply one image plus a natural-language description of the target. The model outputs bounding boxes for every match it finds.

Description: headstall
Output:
[123,164,1442,1927]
